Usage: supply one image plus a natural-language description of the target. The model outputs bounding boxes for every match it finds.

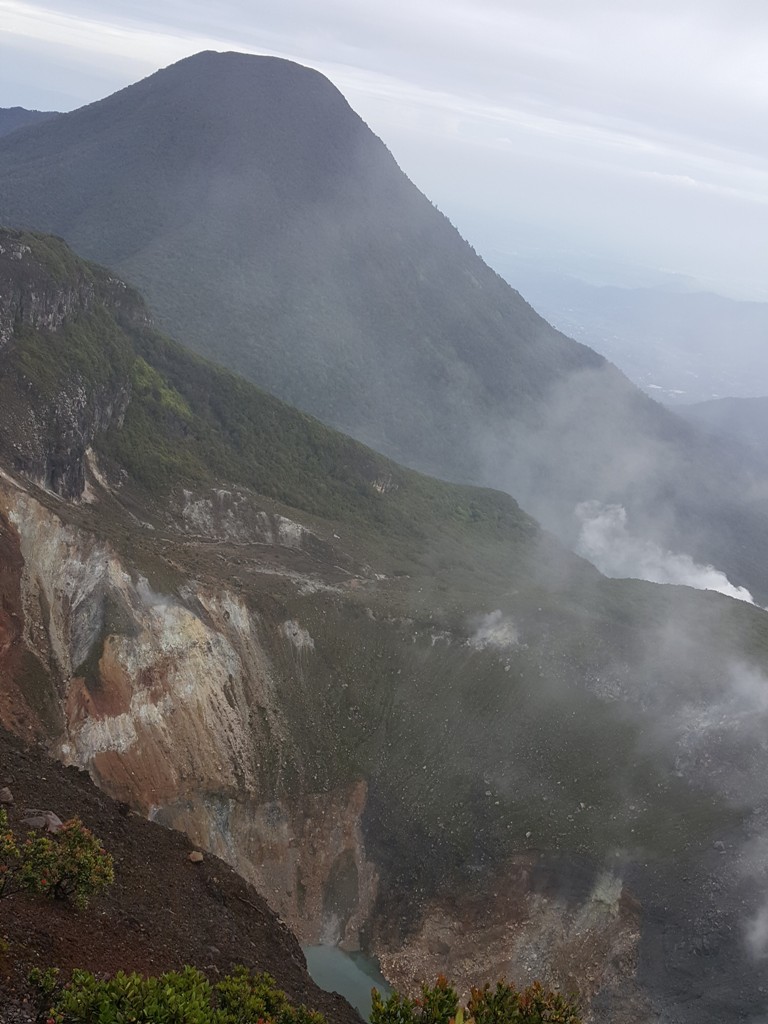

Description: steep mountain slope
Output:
[0,51,600,473]
[2,51,767,599]
[0,106,58,137]
[0,727,362,1024]
[4,231,768,1022]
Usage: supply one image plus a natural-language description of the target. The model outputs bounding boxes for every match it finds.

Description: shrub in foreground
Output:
[46,965,325,1024]
[0,809,114,908]
[371,976,581,1024]
[42,968,580,1024]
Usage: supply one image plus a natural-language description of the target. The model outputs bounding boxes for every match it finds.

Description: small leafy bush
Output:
[371,976,581,1024]
[0,809,114,908]
[28,965,60,998]
[370,976,458,1024]
[0,807,25,900]
[47,965,326,1024]
[0,809,20,897]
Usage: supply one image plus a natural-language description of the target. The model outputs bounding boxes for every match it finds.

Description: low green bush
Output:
[47,965,325,1024]
[40,963,579,1024]
[0,809,114,908]
[371,976,581,1024]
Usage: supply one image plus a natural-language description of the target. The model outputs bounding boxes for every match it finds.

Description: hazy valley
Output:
[499,261,768,407]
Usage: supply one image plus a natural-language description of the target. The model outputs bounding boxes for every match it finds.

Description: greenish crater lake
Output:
[303,946,392,1021]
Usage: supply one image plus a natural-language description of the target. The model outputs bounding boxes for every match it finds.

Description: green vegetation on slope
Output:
[0,809,114,908]
[104,326,539,550]
[1,230,538,568]
[46,966,325,1024]
[39,968,581,1024]
[14,310,132,399]
[372,976,581,1024]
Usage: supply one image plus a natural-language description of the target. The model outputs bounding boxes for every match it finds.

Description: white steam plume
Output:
[468,610,519,650]
[575,500,756,604]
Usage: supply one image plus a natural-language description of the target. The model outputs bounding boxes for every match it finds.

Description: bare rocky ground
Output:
[0,726,362,1024]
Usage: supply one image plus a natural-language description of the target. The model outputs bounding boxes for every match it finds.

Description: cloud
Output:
[575,500,756,603]
[747,903,768,959]
[665,660,768,961]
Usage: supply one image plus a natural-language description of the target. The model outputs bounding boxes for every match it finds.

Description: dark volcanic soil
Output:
[0,727,362,1024]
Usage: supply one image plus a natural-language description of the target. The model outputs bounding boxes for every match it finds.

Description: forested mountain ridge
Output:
[0,106,58,137]
[3,52,768,600]
[0,50,603,472]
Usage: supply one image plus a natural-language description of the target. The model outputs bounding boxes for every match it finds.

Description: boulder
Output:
[22,809,63,833]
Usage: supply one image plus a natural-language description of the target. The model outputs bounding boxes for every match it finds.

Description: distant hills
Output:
[0,106,58,137]
[2,51,768,600]
[679,396,768,452]
[500,261,768,405]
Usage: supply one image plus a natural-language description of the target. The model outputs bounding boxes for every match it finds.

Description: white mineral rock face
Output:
[280,619,315,650]
[0,477,377,949]
[180,488,275,544]
[177,489,326,553]
[9,493,119,675]
[275,515,305,549]
[4,478,274,800]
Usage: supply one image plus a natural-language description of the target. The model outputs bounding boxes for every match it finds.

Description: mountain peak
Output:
[2,52,767,604]
[122,48,351,115]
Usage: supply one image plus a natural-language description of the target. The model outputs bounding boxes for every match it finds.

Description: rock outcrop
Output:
[0,232,142,496]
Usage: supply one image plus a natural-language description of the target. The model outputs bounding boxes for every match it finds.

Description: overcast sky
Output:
[1,0,767,299]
